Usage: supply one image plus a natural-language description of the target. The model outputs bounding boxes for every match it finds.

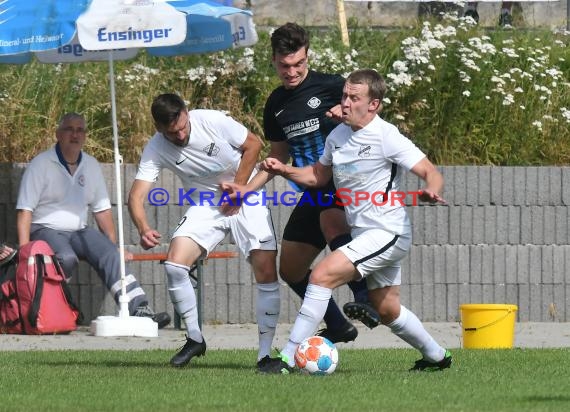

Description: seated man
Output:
[15,112,170,328]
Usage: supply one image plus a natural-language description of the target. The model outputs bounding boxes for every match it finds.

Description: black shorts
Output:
[282,179,344,249]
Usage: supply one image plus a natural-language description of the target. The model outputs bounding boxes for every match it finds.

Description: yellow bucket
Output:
[460,304,518,349]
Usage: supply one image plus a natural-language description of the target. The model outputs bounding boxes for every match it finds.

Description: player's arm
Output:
[16,209,33,246]
[234,131,263,186]
[410,157,446,204]
[93,209,117,243]
[239,140,289,191]
[220,140,289,203]
[261,158,332,188]
[128,179,161,249]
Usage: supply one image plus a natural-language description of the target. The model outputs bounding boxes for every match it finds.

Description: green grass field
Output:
[1,348,569,411]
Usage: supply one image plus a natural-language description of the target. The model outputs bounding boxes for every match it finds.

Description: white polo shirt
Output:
[16,146,111,231]
[320,115,426,235]
[136,109,253,203]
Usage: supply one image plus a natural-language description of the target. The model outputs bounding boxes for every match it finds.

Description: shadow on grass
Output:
[34,358,248,370]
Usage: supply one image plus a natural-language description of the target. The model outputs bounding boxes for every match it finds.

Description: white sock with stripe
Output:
[387,305,445,362]
[165,261,202,343]
[282,283,332,366]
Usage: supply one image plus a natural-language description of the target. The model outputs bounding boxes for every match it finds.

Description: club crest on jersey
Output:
[307,96,321,109]
[358,145,371,158]
[203,143,220,157]
[78,174,85,187]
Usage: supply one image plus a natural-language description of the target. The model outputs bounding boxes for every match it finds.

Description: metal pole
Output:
[567,0,569,31]
[337,0,350,47]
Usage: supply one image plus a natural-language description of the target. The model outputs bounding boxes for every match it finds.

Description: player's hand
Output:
[325,104,343,122]
[219,181,252,216]
[140,229,161,250]
[418,189,447,205]
[260,158,287,175]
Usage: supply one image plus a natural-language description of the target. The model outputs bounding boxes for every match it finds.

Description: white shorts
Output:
[172,191,277,261]
[339,228,411,289]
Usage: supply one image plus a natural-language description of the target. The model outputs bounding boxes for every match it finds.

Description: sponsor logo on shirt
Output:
[358,145,371,157]
[283,118,320,139]
[203,143,220,157]
[307,96,321,109]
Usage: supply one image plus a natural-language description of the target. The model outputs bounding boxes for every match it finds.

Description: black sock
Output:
[348,280,369,304]
[328,233,352,251]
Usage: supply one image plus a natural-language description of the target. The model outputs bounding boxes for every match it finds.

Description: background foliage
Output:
[0,14,569,165]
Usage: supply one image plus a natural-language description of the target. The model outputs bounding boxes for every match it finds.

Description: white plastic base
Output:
[90,315,159,337]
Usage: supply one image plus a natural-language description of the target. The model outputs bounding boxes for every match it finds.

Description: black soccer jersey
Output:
[263,70,345,170]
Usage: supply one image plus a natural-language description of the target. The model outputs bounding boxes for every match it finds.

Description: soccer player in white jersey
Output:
[128,94,281,371]
[257,69,452,373]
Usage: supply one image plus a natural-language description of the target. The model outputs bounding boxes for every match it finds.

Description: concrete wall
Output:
[2,164,569,325]
[247,1,568,29]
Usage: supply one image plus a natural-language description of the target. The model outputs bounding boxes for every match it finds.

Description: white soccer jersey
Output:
[320,115,425,234]
[136,109,251,202]
[16,146,111,231]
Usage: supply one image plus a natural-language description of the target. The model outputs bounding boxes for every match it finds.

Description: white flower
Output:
[387,72,414,87]
[462,90,471,97]
[502,48,519,58]
[502,94,514,106]
[392,60,409,73]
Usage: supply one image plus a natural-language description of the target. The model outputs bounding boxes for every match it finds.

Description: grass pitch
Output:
[1,348,569,411]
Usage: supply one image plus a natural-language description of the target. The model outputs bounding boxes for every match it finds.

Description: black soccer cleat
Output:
[151,312,171,329]
[256,355,293,374]
[343,301,381,329]
[133,305,171,329]
[409,350,452,372]
[170,336,207,367]
[316,321,358,344]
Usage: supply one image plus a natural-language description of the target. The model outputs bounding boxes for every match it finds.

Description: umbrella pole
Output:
[108,51,129,319]
[89,51,157,337]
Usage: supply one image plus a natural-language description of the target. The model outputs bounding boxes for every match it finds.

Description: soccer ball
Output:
[294,336,339,375]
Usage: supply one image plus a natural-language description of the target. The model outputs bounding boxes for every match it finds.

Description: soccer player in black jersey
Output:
[259,23,380,344]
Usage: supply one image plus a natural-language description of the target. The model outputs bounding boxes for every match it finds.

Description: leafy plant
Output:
[1,20,568,165]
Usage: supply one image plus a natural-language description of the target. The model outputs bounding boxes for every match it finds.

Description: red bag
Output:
[0,258,20,333]
[0,240,81,334]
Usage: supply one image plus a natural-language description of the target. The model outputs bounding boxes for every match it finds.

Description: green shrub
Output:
[1,17,568,165]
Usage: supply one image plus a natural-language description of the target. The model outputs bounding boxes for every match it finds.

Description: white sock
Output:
[256,281,280,361]
[165,261,202,343]
[281,283,332,367]
[387,305,445,362]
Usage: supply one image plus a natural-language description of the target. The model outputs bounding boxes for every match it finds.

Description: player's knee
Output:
[278,266,307,283]
[309,269,340,289]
